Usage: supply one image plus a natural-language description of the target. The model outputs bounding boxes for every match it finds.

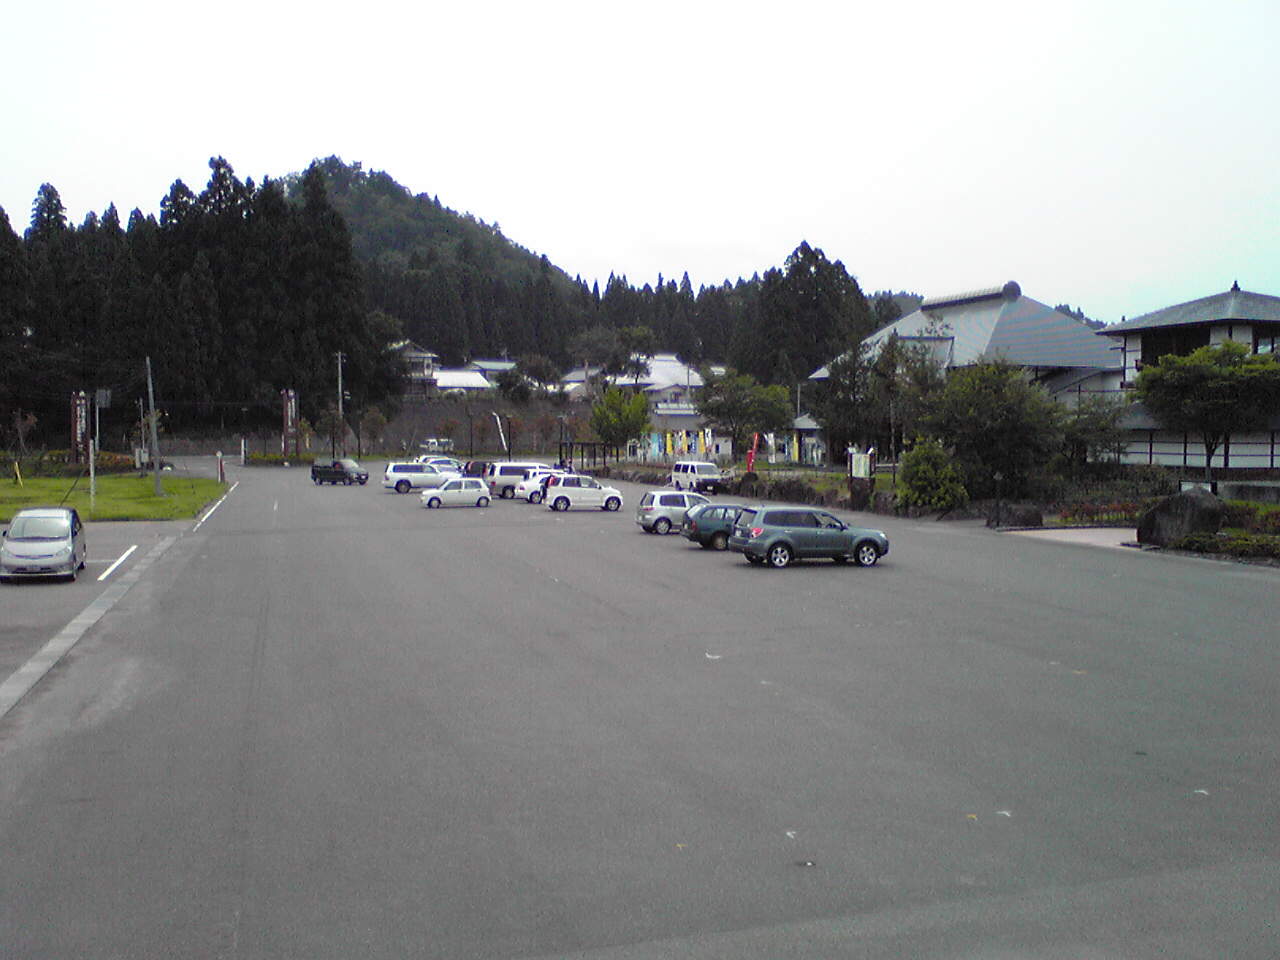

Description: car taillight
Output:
[750,527,764,538]
[640,505,652,512]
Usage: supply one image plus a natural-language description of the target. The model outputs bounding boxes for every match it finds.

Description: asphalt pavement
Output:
[1,460,1277,959]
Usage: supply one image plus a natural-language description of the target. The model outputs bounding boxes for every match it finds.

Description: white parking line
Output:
[193,480,238,532]
[97,544,138,581]
[0,537,176,721]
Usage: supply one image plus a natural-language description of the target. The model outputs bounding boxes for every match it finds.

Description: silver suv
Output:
[634,489,709,534]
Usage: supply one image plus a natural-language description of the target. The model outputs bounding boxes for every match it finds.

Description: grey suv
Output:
[728,505,888,568]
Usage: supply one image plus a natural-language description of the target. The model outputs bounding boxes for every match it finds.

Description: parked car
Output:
[681,502,746,550]
[420,477,492,508]
[669,460,730,494]
[728,505,889,568]
[545,475,624,512]
[414,456,463,474]
[634,489,710,534]
[310,458,369,485]
[514,467,565,503]
[1,506,87,582]
[485,461,550,499]
[382,461,456,493]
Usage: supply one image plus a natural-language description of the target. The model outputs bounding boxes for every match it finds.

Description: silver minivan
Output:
[0,506,88,582]
[634,489,709,534]
[485,461,550,499]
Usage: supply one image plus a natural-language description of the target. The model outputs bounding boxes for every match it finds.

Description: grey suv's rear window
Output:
[737,509,757,526]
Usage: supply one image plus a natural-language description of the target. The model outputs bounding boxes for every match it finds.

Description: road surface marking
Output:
[193,481,238,531]
[0,537,176,721]
[97,544,138,581]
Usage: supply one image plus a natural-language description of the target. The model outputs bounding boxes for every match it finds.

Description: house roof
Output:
[467,359,517,373]
[1099,283,1280,334]
[430,369,493,390]
[562,353,706,390]
[811,281,1118,378]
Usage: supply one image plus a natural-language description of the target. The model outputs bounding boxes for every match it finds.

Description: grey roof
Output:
[811,281,1118,379]
[1100,283,1280,334]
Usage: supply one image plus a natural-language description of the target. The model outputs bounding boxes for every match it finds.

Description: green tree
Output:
[590,386,650,447]
[1135,341,1280,482]
[695,369,793,459]
[1061,394,1128,477]
[811,342,875,460]
[924,360,1063,498]
[494,367,532,404]
[739,242,874,387]
[898,438,968,512]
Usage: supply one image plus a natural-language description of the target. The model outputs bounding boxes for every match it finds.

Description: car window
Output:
[737,509,757,528]
[8,515,72,539]
[640,493,654,506]
[817,513,843,529]
[658,494,684,506]
[689,494,709,506]
[582,478,599,488]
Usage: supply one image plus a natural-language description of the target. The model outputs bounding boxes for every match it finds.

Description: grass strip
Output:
[0,474,227,523]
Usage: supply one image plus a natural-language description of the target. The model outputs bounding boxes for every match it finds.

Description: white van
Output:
[669,460,728,494]
[485,461,550,499]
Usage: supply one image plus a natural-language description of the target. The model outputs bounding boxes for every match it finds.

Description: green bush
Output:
[1172,531,1280,558]
[898,439,968,512]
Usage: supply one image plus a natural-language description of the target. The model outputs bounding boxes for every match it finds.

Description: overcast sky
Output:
[3,0,1277,324]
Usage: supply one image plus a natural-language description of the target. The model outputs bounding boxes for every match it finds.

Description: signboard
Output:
[849,453,872,479]
[281,389,299,457]
[71,391,89,463]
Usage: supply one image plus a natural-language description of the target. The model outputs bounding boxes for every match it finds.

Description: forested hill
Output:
[294,156,579,294]
[294,156,910,376]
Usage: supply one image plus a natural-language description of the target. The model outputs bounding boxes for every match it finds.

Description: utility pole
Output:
[146,356,162,495]
[336,351,346,457]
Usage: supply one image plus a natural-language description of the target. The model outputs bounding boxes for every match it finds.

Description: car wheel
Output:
[359,479,368,485]
[553,496,570,512]
[426,497,441,509]
[528,490,542,504]
[767,543,793,568]
[854,542,880,567]
[604,497,621,512]
[653,517,671,535]
[477,496,490,507]
[710,531,729,551]
[312,477,320,485]
[395,480,411,494]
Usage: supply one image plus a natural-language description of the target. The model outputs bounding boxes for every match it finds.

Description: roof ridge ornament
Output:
[1232,280,1240,291]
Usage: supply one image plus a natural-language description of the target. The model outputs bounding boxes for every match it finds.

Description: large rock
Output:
[988,503,1043,528]
[1137,489,1224,546]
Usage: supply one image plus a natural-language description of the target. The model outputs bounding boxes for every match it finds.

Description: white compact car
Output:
[544,475,624,512]
[512,467,563,503]
[420,477,492,508]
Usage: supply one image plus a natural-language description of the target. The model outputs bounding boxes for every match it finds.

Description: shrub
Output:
[899,439,968,512]
[1172,531,1280,558]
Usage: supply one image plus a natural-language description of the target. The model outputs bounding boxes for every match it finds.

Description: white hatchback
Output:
[544,475,624,512]
[420,477,492,508]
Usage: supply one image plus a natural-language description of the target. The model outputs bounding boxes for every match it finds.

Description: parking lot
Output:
[3,459,1279,958]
